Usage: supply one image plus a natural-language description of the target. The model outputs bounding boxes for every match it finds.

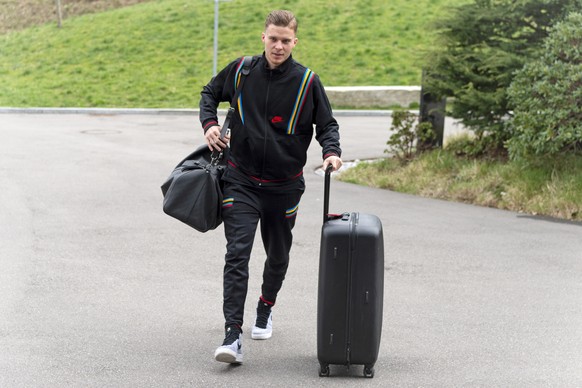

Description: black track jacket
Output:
[199,54,341,186]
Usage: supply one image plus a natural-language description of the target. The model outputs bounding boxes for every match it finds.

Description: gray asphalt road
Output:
[1,112,581,387]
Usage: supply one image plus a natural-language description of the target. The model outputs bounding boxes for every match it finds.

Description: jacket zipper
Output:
[259,71,272,186]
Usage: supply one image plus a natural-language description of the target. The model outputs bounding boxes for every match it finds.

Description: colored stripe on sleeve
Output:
[287,69,315,135]
[222,198,234,208]
[233,58,246,124]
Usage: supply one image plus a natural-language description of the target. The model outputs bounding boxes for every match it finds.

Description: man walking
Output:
[199,10,342,364]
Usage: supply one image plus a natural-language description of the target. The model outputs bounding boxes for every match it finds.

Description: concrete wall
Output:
[325,86,421,109]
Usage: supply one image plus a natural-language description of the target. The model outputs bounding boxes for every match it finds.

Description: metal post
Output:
[55,0,63,28]
[213,0,219,76]
[211,0,232,77]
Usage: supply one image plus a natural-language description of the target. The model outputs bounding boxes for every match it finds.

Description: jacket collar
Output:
[260,52,294,76]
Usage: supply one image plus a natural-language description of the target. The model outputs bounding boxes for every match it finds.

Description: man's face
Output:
[262,24,298,69]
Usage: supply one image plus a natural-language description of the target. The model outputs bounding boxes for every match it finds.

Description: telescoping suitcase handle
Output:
[324,165,349,224]
[323,165,333,223]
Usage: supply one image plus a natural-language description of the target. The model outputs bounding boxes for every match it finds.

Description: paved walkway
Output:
[1,112,581,387]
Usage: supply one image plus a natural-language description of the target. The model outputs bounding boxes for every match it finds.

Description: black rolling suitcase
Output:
[317,166,384,378]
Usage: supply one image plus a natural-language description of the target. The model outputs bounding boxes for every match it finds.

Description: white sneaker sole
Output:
[251,328,272,340]
[214,347,243,364]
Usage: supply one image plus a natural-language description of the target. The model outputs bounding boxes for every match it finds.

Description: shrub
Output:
[445,133,509,160]
[386,110,436,162]
[507,12,582,159]
[424,0,582,150]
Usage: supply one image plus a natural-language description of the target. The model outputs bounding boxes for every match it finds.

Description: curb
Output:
[0,107,409,117]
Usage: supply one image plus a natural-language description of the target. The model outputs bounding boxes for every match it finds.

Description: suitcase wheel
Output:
[363,365,375,378]
[319,363,330,377]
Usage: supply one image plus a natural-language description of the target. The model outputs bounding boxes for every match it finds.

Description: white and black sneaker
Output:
[214,325,243,364]
[251,299,273,340]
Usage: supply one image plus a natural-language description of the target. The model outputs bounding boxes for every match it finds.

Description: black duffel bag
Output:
[161,145,229,232]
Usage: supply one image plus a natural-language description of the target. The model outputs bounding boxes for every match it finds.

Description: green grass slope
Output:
[0,0,468,108]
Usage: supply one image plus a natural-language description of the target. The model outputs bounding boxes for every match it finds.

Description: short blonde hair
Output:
[265,10,297,33]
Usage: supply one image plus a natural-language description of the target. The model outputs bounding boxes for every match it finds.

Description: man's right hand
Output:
[205,125,230,152]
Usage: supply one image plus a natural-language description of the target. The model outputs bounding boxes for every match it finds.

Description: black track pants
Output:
[221,181,304,328]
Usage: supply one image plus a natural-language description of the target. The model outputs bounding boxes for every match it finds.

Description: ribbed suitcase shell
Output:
[317,211,384,378]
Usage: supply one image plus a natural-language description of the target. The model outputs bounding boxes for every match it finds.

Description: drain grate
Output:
[80,129,122,135]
